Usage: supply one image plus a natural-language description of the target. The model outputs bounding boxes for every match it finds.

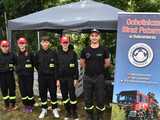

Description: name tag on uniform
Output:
[69,64,75,68]
[25,64,32,68]
[49,64,55,68]
[96,53,103,57]
[9,64,14,67]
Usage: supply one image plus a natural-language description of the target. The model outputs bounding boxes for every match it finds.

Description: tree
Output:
[1,0,160,52]
[0,0,4,16]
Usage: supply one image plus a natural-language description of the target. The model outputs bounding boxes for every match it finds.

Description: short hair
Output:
[40,36,50,42]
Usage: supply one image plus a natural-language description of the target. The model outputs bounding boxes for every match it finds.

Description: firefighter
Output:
[35,36,60,119]
[15,37,35,113]
[0,40,17,111]
[57,36,79,120]
[80,29,111,120]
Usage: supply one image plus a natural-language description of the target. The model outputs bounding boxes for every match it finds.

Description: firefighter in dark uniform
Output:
[15,37,35,113]
[0,40,17,111]
[80,29,111,120]
[57,36,79,120]
[35,36,60,119]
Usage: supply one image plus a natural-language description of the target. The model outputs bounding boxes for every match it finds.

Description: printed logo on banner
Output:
[128,43,153,67]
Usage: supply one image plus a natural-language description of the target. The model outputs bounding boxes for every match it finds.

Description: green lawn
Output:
[0,95,111,120]
[0,81,112,120]
[0,97,85,120]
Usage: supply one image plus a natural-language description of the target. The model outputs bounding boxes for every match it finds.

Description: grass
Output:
[0,96,87,120]
[0,78,112,120]
[0,90,111,120]
[111,104,126,120]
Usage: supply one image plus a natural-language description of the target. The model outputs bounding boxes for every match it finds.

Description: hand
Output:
[74,80,78,87]
[56,80,60,88]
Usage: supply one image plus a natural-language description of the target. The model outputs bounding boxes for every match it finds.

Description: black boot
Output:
[72,111,79,120]
[64,111,72,120]
[95,111,104,120]
[4,99,10,111]
[86,111,94,120]
[9,102,17,111]
[64,102,72,119]
[71,104,79,120]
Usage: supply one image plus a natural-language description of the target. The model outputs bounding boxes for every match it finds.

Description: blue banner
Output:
[112,13,160,120]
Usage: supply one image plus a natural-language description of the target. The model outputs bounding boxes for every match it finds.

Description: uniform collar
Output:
[41,48,51,53]
[0,51,9,55]
[60,48,70,54]
[19,50,27,55]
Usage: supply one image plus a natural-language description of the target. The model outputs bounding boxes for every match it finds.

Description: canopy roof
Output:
[8,0,123,31]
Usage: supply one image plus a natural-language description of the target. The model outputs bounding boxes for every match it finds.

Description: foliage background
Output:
[0,0,160,120]
[1,0,160,57]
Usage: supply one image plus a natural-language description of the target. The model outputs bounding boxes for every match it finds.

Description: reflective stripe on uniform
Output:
[96,106,106,111]
[25,64,32,68]
[63,99,70,104]
[9,64,14,67]
[28,97,34,100]
[22,96,28,100]
[3,96,9,100]
[51,101,57,105]
[41,101,47,105]
[9,96,16,100]
[70,100,77,104]
[49,64,55,68]
[69,64,75,68]
[84,105,94,110]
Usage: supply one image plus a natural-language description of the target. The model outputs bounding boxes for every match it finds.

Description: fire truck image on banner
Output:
[117,90,159,120]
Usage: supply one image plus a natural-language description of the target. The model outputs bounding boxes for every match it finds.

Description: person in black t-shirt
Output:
[80,29,111,120]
